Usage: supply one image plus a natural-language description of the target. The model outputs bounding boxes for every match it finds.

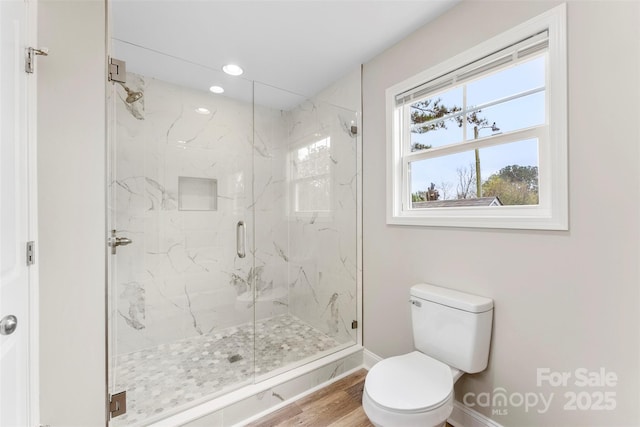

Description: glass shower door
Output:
[106,42,256,425]
[252,83,359,380]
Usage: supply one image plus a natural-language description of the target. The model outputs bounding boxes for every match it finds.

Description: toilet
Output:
[363,283,494,427]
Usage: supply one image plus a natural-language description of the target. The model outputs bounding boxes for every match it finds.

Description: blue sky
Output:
[409,55,545,199]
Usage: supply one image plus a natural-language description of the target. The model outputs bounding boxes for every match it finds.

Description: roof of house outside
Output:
[413,197,503,208]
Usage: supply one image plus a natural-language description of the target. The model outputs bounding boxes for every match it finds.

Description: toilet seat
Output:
[365,351,453,413]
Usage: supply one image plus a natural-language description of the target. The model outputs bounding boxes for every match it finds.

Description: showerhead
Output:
[117,82,143,103]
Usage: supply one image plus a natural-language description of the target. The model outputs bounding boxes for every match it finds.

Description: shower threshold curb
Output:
[148,344,364,427]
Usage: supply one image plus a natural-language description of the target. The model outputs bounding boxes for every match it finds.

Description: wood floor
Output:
[247,369,373,427]
[247,369,454,427]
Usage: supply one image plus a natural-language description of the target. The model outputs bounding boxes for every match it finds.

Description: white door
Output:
[0,1,35,426]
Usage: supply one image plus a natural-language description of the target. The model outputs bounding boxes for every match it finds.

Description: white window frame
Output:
[288,135,333,220]
[386,4,567,230]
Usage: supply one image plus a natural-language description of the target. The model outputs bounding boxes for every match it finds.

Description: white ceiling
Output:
[111,0,460,108]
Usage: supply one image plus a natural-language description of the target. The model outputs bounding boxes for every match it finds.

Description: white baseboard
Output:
[363,348,383,369]
[448,401,505,427]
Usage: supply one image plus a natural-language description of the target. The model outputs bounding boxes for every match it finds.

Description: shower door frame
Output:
[104,76,258,426]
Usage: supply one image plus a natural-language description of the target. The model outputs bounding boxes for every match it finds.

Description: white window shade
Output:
[395,30,549,107]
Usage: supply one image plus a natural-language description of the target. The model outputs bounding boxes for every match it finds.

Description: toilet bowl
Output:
[363,351,460,427]
[362,284,494,427]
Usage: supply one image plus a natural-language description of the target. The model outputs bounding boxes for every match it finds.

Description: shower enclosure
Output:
[106,29,360,426]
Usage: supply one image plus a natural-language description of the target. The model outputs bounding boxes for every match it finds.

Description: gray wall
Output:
[362,1,639,426]
[38,1,106,426]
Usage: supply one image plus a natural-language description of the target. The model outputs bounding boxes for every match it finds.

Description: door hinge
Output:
[351,320,358,329]
[108,229,133,255]
[25,47,48,74]
[109,391,127,418]
[26,241,35,266]
[108,57,127,83]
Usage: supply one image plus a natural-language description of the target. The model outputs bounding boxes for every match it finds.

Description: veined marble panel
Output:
[113,73,257,354]
[111,69,359,374]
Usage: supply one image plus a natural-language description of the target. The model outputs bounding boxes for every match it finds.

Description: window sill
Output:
[388,205,568,230]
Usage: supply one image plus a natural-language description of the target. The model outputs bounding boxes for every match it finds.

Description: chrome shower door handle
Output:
[236,221,246,258]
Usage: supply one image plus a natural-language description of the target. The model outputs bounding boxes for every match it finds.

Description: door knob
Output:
[0,315,18,336]
[108,230,133,254]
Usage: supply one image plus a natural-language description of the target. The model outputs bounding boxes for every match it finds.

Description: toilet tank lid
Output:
[411,283,493,313]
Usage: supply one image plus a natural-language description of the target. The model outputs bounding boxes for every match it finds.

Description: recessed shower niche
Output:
[178,176,217,211]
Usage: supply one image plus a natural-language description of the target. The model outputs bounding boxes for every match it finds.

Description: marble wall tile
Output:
[114,73,255,354]
[180,410,224,427]
[222,391,274,426]
[113,70,360,359]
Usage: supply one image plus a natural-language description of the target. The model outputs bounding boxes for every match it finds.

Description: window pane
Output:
[410,87,463,151]
[466,91,544,140]
[467,55,546,107]
[291,137,332,213]
[410,151,477,205]
[478,139,539,205]
[410,139,539,208]
[295,177,330,212]
[293,137,331,179]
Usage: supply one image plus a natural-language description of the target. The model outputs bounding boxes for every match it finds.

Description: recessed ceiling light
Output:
[209,85,224,94]
[222,64,243,76]
[195,107,211,115]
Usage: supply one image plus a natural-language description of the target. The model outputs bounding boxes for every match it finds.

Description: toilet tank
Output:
[410,283,493,373]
